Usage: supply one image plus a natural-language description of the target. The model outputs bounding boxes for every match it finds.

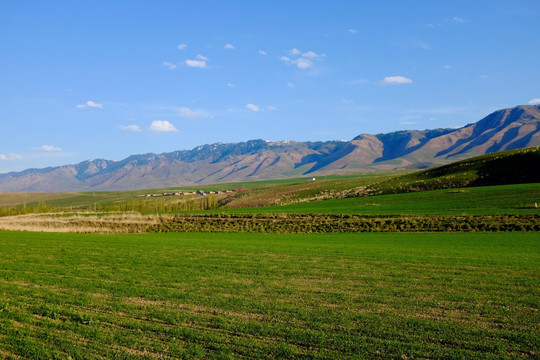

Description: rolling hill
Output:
[0,104,539,192]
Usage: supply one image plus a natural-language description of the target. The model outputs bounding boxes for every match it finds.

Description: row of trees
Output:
[99,195,219,213]
[0,195,219,217]
[0,201,53,217]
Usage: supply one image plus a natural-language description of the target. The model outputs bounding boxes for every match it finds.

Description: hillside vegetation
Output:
[366,146,540,196]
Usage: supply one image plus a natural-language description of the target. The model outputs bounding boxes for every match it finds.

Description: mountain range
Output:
[1,104,539,192]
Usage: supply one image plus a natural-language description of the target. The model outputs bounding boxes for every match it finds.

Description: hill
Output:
[220,147,540,209]
[0,105,539,192]
[366,146,540,195]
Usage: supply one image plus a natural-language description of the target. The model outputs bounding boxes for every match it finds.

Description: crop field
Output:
[0,231,538,359]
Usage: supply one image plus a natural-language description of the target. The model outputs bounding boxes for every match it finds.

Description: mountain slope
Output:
[1,105,539,192]
[366,146,540,196]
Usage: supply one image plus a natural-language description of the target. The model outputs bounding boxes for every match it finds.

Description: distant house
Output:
[307,177,316,181]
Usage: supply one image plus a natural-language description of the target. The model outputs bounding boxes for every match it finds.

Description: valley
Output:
[0,135,538,360]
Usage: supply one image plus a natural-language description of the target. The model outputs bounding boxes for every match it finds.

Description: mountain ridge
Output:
[1,105,539,192]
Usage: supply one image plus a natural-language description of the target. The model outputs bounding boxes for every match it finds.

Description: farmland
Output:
[0,148,538,358]
[0,231,538,359]
[1,183,538,234]
[215,183,540,215]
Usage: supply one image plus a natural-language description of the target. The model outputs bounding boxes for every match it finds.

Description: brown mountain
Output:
[1,105,539,192]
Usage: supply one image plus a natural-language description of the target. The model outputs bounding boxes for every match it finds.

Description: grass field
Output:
[216,183,540,215]
[0,231,538,359]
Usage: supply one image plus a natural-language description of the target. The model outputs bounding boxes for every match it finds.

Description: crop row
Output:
[150,213,540,233]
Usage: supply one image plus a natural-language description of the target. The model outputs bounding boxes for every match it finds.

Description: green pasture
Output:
[0,231,538,359]
[201,183,540,215]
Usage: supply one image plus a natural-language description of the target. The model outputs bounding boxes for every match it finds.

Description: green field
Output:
[216,183,540,215]
[1,231,538,359]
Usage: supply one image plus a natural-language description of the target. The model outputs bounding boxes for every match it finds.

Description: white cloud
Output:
[185,59,207,68]
[86,100,102,108]
[246,103,260,112]
[348,28,358,34]
[528,98,540,105]
[177,44,187,50]
[443,64,451,69]
[245,104,275,112]
[227,83,235,87]
[177,107,213,119]
[149,120,178,132]
[293,58,313,69]
[118,125,142,132]
[184,54,209,68]
[258,50,267,55]
[281,49,324,69]
[163,61,177,69]
[302,51,322,59]
[224,43,234,50]
[287,82,295,88]
[178,107,200,118]
[479,74,488,79]
[453,17,466,23]
[0,153,23,161]
[40,145,62,152]
[77,100,103,109]
[381,76,413,84]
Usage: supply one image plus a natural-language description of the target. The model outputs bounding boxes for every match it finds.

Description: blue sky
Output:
[1,1,539,173]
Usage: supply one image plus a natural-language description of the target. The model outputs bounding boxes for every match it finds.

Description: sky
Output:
[1,0,539,173]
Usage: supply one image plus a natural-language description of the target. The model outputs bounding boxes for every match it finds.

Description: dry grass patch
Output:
[0,212,169,233]
[124,297,165,307]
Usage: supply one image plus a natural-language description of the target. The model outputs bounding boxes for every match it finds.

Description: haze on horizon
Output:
[1,0,539,173]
